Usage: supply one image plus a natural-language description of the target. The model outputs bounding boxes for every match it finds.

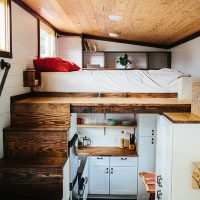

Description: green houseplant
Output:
[117,54,132,69]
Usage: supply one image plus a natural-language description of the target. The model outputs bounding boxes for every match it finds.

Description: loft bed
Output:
[33,69,190,96]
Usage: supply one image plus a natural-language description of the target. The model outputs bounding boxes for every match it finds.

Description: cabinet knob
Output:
[110,168,113,174]
[121,157,127,160]
[152,130,154,136]
[151,138,154,144]
[97,157,103,159]
[105,168,109,174]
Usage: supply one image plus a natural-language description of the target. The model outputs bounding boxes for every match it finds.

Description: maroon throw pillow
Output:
[33,57,80,72]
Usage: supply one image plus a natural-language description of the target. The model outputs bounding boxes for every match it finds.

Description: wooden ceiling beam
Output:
[82,34,168,49]
[168,30,200,49]
[57,31,81,38]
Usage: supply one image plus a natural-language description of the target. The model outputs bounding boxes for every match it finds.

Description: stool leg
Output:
[149,193,155,200]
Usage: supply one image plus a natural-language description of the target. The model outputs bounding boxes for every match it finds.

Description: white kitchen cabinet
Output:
[110,157,138,195]
[110,166,137,195]
[89,156,138,196]
[137,114,157,200]
[137,114,157,137]
[89,157,109,194]
[156,115,200,200]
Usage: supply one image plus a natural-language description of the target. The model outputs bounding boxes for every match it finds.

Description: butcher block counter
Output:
[163,112,200,123]
[76,147,138,157]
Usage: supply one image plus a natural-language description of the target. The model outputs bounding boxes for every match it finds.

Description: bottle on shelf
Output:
[120,131,125,149]
[124,132,130,148]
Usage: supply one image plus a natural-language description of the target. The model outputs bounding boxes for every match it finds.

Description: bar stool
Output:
[139,172,155,200]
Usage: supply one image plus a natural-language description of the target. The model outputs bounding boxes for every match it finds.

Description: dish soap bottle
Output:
[120,131,125,149]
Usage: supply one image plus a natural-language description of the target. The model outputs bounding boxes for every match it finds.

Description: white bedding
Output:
[35,69,186,93]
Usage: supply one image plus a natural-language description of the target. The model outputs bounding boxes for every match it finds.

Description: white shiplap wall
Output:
[57,37,82,67]
[171,37,200,77]
[0,2,37,158]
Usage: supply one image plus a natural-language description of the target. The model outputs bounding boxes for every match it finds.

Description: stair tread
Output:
[0,158,64,199]
[0,158,65,185]
[4,126,69,132]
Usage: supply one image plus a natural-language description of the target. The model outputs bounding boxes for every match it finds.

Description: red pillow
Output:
[33,57,80,72]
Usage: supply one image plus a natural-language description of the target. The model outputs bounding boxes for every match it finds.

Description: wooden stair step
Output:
[0,158,65,200]
[11,101,70,129]
[3,127,68,160]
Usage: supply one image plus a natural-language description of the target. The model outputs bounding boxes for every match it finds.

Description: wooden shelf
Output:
[77,146,138,156]
[77,124,137,128]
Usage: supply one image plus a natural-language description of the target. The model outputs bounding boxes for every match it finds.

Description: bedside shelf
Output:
[77,124,137,128]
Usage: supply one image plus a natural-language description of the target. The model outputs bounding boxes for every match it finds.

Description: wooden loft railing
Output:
[0,59,11,96]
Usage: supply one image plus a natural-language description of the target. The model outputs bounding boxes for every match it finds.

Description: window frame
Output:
[39,21,56,58]
[0,0,12,58]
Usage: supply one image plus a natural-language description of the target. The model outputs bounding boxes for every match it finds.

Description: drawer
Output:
[90,156,109,166]
[110,157,137,167]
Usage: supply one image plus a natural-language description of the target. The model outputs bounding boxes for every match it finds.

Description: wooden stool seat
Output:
[139,172,155,200]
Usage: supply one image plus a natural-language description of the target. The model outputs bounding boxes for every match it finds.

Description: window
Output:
[40,22,55,57]
[0,0,12,58]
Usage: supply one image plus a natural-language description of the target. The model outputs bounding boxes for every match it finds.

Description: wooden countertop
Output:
[163,112,200,123]
[16,97,190,105]
[76,147,138,157]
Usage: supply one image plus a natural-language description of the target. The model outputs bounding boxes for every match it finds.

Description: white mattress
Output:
[35,69,186,93]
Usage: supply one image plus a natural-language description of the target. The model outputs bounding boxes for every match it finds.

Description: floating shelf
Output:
[77,124,137,128]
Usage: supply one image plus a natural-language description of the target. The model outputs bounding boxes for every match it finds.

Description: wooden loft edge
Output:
[57,31,81,38]
[71,104,191,114]
[25,92,178,98]
[82,34,168,49]
[168,30,200,49]
[12,0,59,32]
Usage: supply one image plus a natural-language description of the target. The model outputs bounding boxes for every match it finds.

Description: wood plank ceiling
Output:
[21,0,200,46]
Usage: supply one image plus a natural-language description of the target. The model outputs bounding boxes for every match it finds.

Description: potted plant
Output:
[117,54,132,69]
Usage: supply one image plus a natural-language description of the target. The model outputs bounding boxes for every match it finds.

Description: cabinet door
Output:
[139,137,155,171]
[89,166,109,194]
[138,114,157,137]
[156,116,173,200]
[110,167,137,195]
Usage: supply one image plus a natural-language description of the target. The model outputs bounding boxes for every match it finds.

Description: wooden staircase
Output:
[0,97,71,200]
